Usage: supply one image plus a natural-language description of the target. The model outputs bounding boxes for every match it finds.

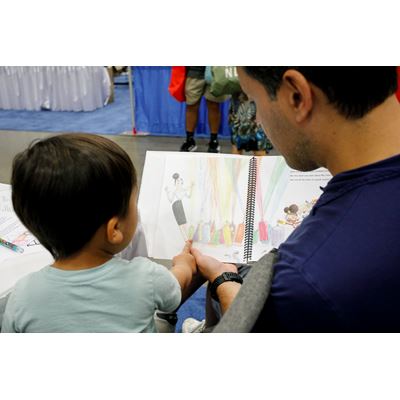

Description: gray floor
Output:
[0,130,278,186]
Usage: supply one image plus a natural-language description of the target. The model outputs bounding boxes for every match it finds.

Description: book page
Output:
[139,153,332,263]
[139,152,251,262]
[137,152,168,256]
[0,183,53,297]
[251,161,331,261]
[0,184,47,262]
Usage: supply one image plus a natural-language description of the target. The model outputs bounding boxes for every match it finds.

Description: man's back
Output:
[255,154,400,332]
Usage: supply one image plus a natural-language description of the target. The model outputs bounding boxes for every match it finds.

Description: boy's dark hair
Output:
[11,134,137,259]
[243,67,398,119]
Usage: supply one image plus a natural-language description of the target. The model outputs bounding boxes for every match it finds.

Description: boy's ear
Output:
[106,216,124,244]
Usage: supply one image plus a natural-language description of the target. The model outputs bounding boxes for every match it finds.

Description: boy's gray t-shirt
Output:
[1,257,181,333]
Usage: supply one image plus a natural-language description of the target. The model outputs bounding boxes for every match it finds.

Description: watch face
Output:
[222,272,242,283]
[210,272,243,302]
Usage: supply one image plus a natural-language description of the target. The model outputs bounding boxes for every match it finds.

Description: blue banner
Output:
[134,67,231,137]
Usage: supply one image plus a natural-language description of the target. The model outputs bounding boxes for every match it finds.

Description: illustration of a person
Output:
[283,204,301,228]
[165,173,193,241]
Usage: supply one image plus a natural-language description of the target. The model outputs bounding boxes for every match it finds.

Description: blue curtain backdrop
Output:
[133,67,231,138]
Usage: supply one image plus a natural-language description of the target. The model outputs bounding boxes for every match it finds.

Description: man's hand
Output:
[172,241,196,274]
[191,247,241,314]
[190,247,237,282]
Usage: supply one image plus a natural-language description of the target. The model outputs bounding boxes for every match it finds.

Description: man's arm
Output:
[190,247,240,314]
[214,281,242,314]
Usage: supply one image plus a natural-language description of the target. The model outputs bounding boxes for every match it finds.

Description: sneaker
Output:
[180,139,197,152]
[182,318,206,333]
[207,139,220,153]
[154,311,178,333]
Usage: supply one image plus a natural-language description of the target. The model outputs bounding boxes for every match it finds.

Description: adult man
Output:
[192,67,400,332]
[180,67,229,153]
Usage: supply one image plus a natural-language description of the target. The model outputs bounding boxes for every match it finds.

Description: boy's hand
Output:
[190,247,237,282]
[172,241,196,274]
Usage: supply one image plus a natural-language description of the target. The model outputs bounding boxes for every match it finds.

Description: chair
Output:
[212,250,277,333]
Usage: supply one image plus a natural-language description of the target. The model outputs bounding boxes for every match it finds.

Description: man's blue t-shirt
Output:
[254,154,400,332]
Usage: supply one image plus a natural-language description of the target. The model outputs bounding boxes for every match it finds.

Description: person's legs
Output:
[155,271,206,333]
[182,264,252,332]
[180,271,206,304]
[180,102,200,152]
[206,100,221,134]
[204,86,229,153]
[206,100,221,153]
[181,77,206,152]
[183,285,219,333]
[186,101,201,132]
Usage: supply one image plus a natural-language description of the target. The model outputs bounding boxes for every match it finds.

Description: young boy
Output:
[1,134,197,333]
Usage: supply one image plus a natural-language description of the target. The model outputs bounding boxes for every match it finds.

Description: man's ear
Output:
[106,216,124,245]
[281,69,313,123]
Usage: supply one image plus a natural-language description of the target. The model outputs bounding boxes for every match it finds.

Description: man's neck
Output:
[321,95,400,176]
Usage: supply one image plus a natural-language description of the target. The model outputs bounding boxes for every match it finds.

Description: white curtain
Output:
[0,67,111,112]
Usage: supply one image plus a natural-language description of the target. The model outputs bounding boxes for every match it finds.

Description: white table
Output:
[0,66,111,112]
[0,183,53,297]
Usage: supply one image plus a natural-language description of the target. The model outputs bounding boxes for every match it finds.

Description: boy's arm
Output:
[170,241,197,295]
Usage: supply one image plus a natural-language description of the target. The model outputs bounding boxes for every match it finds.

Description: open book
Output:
[138,152,331,263]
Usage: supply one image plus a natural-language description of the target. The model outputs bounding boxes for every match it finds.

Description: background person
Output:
[180,66,229,153]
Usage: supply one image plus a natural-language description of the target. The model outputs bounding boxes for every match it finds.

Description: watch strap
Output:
[210,272,243,302]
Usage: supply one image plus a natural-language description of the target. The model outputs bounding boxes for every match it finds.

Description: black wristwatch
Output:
[210,272,243,302]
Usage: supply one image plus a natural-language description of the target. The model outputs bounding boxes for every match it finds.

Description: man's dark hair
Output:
[243,67,398,119]
[11,134,137,259]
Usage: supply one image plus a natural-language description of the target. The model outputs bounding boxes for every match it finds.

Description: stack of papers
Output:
[0,183,53,297]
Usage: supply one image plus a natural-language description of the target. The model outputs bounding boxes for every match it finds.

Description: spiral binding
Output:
[243,157,257,263]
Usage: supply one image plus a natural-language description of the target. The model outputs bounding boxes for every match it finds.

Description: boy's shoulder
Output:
[114,257,177,287]
[8,265,50,306]
[116,256,170,276]
[14,266,48,290]
[10,257,171,298]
